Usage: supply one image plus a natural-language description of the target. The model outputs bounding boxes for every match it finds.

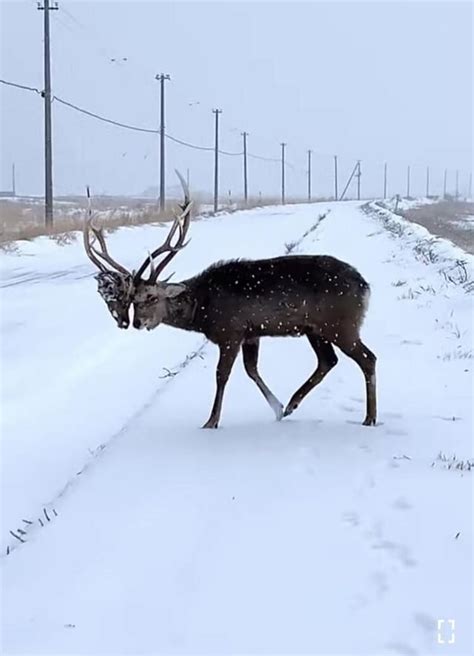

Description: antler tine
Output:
[175,168,190,205]
[134,170,193,283]
[83,186,109,273]
[148,196,192,283]
[82,186,131,277]
[89,223,131,277]
[84,216,109,273]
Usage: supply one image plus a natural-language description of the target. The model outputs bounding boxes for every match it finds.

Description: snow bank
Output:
[364,200,474,292]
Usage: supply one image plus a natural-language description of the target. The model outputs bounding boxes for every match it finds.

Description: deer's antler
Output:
[83,186,131,277]
[134,170,193,283]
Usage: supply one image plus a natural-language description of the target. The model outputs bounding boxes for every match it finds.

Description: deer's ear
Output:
[164,283,186,299]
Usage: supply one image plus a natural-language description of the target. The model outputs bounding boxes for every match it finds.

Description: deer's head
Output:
[83,171,192,330]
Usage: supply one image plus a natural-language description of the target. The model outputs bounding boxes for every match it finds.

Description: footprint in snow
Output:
[340,404,357,413]
[348,593,369,610]
[383,411,403,419]
[413,611,437,637]
[372,539,417,568]
[384,427,408,437]
[342,511,360,527]
[392,497,413,511]
[386,641,418,656]
[346,419,377,426]
[370,570,390,598]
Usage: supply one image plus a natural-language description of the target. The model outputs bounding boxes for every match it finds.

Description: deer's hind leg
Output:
[242,338,284,421]
[332,334,377,426]
[283,335,338,417]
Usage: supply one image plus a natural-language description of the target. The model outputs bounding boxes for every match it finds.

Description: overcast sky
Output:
[0,0,472,200]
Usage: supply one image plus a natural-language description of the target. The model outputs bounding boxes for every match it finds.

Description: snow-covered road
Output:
[1,201,472,654]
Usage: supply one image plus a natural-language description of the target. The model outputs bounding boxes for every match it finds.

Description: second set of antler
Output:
[84,171,377,428]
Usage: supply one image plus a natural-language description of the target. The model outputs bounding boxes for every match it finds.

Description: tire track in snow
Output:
[0,265,93,287]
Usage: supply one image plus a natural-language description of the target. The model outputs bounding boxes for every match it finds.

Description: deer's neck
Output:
[163,287,200,333]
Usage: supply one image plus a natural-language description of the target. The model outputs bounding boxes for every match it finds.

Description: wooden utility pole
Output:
[443,168,447,198]
[455,169,459,200]
[469,172,472,199]
[12,163,16,197]
[280,142,286,205]
[242,131,248,204]
[383,162,387,199]
[38,0,58,227]
[156,74,170,211]
[426,166,430,197]
[406,165,411,198]
[334,155,338,201]
[307,149,312,201]
[212,109,222,212]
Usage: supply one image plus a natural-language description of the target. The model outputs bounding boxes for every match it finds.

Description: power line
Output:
[53,95,159,133]
[218,148,242,157]
[55,95,241,155]
[0,78,41,94]
[165,133,213,151]
[1,79,240,154]
[248,152,280,163]
[4,75,464,195]
[0,78,346,173]
[61,5,88,30]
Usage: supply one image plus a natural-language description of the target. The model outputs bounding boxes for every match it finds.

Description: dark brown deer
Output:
[83,172,377,429]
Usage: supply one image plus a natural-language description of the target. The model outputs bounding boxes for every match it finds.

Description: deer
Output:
[83,171,377,429]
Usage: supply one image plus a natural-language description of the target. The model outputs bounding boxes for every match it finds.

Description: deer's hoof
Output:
[283,403,297,418]
[274,404,284,421]
[362,416,377,426]
[202,420,219,429]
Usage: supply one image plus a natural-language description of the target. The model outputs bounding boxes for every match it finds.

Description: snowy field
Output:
[1,201,473,655]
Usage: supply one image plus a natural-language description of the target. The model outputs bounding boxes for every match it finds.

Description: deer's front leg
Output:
[202,342,240,429]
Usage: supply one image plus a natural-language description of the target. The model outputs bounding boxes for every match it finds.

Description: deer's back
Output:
[187,255,370,342]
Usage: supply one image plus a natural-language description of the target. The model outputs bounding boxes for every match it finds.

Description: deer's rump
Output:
[188,255,370,342]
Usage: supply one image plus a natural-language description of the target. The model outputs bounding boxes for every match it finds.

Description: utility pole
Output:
[212,109,222,213]
[426,166,430,197]
[455,169,459,200]
[443,168,447,199]
[155,73,170,211]
[406,165,411,198]
[12,163,16,197]
[356,160,361,201]
[242,131,248,204]
[334,155,338,201]
[383,162,387,199]
[37,0,58,227]
[469,171,472,199]
[280,142,286,205]
[307,149,312,201]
